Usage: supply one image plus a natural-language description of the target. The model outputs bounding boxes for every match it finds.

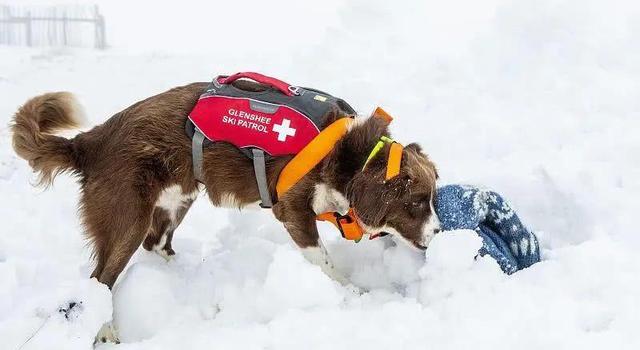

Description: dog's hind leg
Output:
[142,199,193,259]
[97,208,153,288]
[142,207,173,259]
[143,184,196,259]
[82,184,156,289]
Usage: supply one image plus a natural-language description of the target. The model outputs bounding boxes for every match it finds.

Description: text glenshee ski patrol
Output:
[222,108,270,133]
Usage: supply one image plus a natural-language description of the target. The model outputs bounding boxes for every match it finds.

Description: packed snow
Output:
[1,0,639,349]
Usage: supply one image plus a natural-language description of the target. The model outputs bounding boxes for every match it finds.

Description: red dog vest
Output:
[188,72,354,156]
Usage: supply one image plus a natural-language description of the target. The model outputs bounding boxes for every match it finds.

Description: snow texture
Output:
[1,0,640,349]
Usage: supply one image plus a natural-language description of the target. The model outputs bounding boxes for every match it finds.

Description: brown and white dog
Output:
[11,81,440,289]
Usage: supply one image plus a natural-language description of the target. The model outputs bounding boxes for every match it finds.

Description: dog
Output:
[11,81,440,289]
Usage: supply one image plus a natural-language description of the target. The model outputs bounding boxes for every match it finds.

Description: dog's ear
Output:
[325,115,391,186]
[404,142,438,180]
[347,160,408,227]
[347,168,387,227]
[405,142,422,153]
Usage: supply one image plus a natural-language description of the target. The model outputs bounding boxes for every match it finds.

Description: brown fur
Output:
[11,82,438,289]
[12,92,84,187]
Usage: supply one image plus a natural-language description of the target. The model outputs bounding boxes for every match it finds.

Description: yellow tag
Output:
[314,94,328,102]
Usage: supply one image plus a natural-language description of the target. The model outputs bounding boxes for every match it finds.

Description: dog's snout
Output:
[434,228,442,234]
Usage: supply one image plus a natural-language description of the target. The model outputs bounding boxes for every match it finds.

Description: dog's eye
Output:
[404,200,427,219]
[407,200,428,211]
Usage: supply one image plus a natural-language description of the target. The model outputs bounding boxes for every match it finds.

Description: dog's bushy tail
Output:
[11,92,86,187]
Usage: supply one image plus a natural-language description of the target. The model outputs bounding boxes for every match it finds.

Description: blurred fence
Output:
[0,4,106,49]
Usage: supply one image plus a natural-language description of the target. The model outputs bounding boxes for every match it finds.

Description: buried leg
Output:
[86,200,155,345]
[282,214,352,286]
[482,190,540,269]
[475,224,518,274]
[436,184,540,271]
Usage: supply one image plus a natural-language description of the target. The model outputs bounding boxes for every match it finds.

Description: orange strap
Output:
[316,208,365,241]
[276,117,353,198]
[386,142,403,180]
[372,106,393,124]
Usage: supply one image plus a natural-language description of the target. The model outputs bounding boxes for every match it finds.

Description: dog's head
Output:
[348,143,440,249]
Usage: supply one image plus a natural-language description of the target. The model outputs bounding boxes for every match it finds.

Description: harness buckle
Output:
[288,86,302,96]
[333,211,363,242]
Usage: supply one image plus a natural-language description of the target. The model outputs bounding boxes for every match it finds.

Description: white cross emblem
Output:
[272,118,296,142]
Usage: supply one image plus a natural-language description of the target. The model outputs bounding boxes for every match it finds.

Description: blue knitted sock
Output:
[436,184,541,273]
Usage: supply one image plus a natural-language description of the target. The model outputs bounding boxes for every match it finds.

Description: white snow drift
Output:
[1,0,639,349]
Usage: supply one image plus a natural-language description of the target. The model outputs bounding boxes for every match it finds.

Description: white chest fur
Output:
[311,183,350,215]
[155,184,198,221]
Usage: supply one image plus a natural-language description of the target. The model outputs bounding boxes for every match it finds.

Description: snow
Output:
[1,0,640,348]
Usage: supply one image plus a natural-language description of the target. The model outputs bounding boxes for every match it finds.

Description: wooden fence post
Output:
[25,11,32,47]
[94,5,106,49]
[62,13,68,46]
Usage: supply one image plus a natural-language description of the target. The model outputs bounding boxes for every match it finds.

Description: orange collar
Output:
[276,107,403,242]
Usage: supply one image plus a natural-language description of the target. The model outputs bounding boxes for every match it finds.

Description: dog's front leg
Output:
[300,236,351,286]
[278,211,351,286]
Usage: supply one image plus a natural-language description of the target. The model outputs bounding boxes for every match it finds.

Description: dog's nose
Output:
[434,228,442,234]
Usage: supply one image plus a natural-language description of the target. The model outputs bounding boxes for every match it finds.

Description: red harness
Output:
[189,76,324,156]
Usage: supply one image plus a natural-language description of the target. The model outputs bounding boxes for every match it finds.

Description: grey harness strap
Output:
[192,128,206,182]
[191,128,273,207]
[251,149,273,208]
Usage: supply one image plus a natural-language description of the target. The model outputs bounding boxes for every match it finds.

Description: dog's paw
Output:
[325,270,363,294]
[153,246,175,262]
[94,321,120,347]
